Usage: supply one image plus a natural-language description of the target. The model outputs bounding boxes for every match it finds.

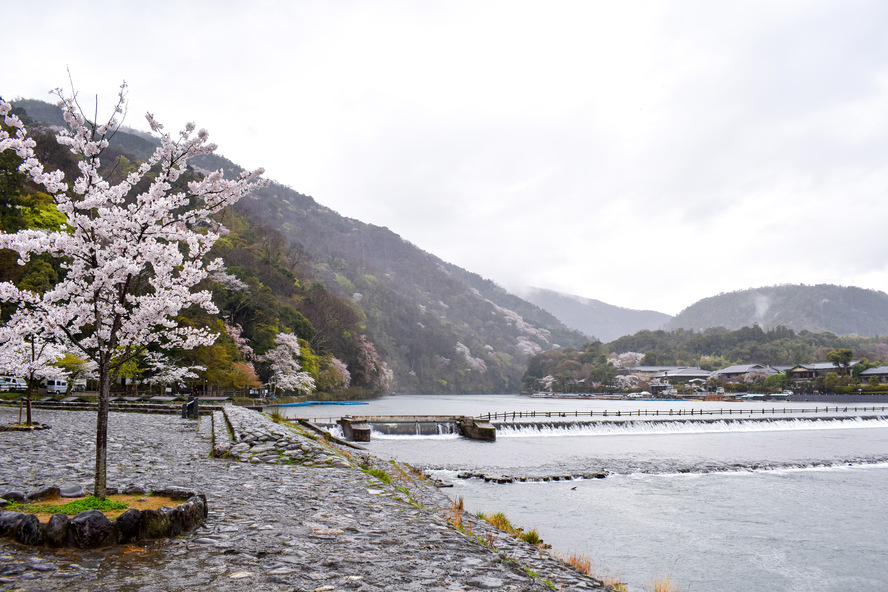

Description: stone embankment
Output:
[0,407,611,591]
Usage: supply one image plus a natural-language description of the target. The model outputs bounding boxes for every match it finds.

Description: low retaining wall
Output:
[213,406,352,468]
[0,400,221,415]
[0,486,207,549]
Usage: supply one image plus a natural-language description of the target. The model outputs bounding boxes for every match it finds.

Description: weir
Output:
[310,409,888,442]
[330,415,495,441]
[491,414,888,437]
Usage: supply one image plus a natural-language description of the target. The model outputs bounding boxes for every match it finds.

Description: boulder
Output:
[115,508,142,543]
[151,487,195,501]
[138,508,171,540]
[0,491,25,504]
[0,511,25,537]
[42,513,70,547]
[168,505,188,536]
[14,514,43,546]
[25,486,60,502]
[188,494,208,522]
[69,509,115,548]
[59,485,86,498]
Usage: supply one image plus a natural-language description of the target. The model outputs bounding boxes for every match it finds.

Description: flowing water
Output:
[273,395,888,591]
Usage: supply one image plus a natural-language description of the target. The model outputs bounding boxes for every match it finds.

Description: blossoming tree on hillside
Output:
[258,332,315,397]
[0,84,266,497]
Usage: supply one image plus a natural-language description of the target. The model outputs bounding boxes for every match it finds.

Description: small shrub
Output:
[554,551,626,590]
[521,529,542,545]
[645,577,677,592]
[447,496,464,530]
[488,512,513,531]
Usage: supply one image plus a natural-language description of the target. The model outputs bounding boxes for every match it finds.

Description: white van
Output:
[0,376,27,392]
[41,379,68,394]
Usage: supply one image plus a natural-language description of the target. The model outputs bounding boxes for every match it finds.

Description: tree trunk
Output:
[25,389,33,426]
[94,367,111,499]
[24,377,40,426]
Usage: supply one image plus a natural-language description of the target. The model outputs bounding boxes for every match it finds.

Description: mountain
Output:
[9,98,587,394]
[665,284,888,337]
[521,287,671,342]
[235,184,587,393]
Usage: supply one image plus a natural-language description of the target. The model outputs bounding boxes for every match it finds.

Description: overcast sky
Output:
[5,1,888,315]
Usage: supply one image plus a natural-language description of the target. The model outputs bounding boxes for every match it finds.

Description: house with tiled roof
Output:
[788,361,859,385]
[711,364,779,383]
[859,365,888,384]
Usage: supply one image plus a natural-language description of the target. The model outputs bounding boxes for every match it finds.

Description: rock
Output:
[25,486,60,502]
[59,485,86,498]
[26,560,57,572]
[187,494,208,522]
[138,508,171,540]
[69,509,114,548]
[467,575,504,589]
[168,505,188,536]
[213,442,231,457]
[152,486,193,501]
[115,508,142,543]
[42,513,70,547]
[0,491,25,504]
[122,484,147,495]
[0,512,25,537]
[14,514,43,546]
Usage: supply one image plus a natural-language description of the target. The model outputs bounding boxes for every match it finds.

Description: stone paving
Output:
[0,407,611,591]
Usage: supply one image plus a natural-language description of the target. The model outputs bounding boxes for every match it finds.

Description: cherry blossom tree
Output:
[329,357,351,389]
[0,85,265,496]
[258,332,315,397]
[0,315,67,425]
[141,352,205,393]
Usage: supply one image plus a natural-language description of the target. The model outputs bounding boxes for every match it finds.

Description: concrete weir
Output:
[338,416,371,442]
[335,415,496,442]
[456,417,496,441]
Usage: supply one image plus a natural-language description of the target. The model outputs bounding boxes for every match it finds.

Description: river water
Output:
[273,395,888,591]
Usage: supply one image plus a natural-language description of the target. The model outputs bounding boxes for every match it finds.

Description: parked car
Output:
[40,379,68,394]
[0,376,27,392]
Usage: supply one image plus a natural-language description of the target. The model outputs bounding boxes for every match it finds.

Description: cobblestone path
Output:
[0,408,609,591]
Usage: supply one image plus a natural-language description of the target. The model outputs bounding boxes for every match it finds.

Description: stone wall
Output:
[214,406,351,468]
[0,486,207,549]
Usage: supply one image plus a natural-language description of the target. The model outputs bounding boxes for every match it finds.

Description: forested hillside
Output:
[665,285,888,336]
[5,98,585,394]
[234,182,586,393]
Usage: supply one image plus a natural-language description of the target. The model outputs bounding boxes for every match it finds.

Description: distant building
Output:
[654,367,712,383]
[859,365,888,384]
[710,364,785,383]
[788,361,859,385]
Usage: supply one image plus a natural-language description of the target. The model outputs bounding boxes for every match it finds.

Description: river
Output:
[272,394,888,591]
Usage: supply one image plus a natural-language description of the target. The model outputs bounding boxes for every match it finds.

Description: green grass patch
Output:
[22,496,128,515]
[365,468,391,484]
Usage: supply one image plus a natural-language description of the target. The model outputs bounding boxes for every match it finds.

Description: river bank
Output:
[0,408,609,591]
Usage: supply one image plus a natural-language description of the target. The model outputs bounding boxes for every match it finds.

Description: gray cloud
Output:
[6,0,888,314]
